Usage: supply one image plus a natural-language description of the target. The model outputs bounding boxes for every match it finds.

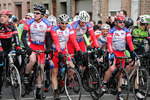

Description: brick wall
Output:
[101,0,109,24]
[121,0,131,17]
[140,0,150,15]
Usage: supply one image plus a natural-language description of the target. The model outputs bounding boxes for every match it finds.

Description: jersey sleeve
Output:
[51,28,61,53]
[107,31,113,53]
[23,21,30,31]
[126,32,134,51]
[87,22,99,48]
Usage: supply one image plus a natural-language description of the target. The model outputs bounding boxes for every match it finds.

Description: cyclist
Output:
[127,15,150,100]
[50,14,82,100]
[89,24,110,48]
[101,15,138,100]
[47,15,57,26]
[21,4,52,99]
[67,10,99,54]
[0,9,21,99]
[43,9,49,19]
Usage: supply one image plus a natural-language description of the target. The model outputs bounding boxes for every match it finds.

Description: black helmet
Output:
[33,4,46,15]
[125,17,134,28]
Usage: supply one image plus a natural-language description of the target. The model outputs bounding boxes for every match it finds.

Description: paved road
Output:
[1,85,150,100]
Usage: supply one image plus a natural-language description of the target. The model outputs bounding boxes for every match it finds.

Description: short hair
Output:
[93,25,100,31]
[121,10,127,17]
[98,20,102,24]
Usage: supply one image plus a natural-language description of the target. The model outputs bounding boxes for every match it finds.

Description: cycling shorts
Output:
[114,51,125,68]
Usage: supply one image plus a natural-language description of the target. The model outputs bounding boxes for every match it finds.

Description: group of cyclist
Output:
[0,3,150,100]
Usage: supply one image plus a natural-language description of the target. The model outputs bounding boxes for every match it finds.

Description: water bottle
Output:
[61,68,65,76]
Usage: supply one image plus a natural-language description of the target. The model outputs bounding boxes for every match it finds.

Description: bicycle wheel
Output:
[33,66,45,100]
[88,65,101,100]
[133,66,149,100]
[117,68,129,100]
[10,64,22,100]
[64,67,82,100]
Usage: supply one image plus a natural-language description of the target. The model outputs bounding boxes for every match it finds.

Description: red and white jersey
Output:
[51,24,80,51]
[107,26,134,52]
[71,20,99,47]
[23,18,51,45]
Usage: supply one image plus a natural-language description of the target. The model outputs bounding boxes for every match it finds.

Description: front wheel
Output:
[33,66,45,100]
[10,64,22,100]
[133,66,149,100]
[64,67,82,100]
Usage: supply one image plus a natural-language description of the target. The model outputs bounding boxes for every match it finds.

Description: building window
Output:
[8,3,11,10]
[27,2,30,13]
[0,4,1,10]
[43,3,49,10]
[3,4,6,9]
[109,0,121,16]
[60,2,67,14]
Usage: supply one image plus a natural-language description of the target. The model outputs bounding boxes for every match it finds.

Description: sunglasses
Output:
[25,17,31,20]
[61,22,68,25]
[118,20,125,23]
[34,12,41,15]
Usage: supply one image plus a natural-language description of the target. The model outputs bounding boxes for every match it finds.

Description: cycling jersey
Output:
[51,24,80,52]
[131,25,148,50]
[23,18,51,45]
[67,20,99,54]
[107,26,134,52]
[0,22,20,51]
[89,31,107,48]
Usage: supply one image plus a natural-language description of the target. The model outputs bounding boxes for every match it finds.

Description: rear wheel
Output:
[10,64,22,100]
[64,67,82,100]
[133,66,149,100]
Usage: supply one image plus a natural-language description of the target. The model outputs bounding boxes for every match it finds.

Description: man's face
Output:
[120,11,124,16]
[79,21,87,27]
[98,24,102,28]
[59,21,68,30]
[90,21,94,27]
[0,14,9,24]
[116,20,125,29]
[146,24,150,31]
[34,10,42,20]
[102,29,109,37]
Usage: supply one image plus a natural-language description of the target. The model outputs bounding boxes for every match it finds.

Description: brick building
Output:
[0,0,150,25]
[0,0,30,20]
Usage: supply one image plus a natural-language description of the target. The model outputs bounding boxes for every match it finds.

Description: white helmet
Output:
[101,24,110,30]
[26,13,34,18]
[79,10,90,22]
[47,15,57,26]
[58,14,69,23]
[139,15,150,24]
[45,9,49,16]
[73,15,79,22]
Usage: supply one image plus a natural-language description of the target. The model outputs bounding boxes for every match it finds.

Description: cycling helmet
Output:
[101,24,110,30]
[139,15,150,24]
[58,14,69,23]
[115,15,126,21]
[26,13,34,18]
[47,15,57,26]
[33,4,46,15]
[79,10,90,22]
[0,9,12,18]
[73,15,79,22]
[125,17,134,28]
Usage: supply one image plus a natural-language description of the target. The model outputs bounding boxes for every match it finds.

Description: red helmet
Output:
[0,9,12,18]
[115,15,125,21]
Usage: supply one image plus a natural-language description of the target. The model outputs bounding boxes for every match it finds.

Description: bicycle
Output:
[58,53,82,100]
[1,50,21,100]
[74,49,101,100]
[100,56,130,100]
[21,50,45,100]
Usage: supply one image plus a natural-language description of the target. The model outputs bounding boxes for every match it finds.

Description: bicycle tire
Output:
[33,66,45,100]
[10,64,22,100]
[88,65,101,100]
[116,68,129,100]
[64,67,82,100]
[133,66,149,100]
